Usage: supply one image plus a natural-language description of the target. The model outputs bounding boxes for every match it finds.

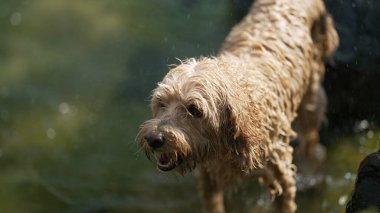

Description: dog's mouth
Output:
[154,152,183,172]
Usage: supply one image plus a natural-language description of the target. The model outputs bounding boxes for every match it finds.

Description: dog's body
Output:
[137,0,338,212]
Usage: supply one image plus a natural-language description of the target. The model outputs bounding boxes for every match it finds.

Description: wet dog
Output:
[137,0,338,212]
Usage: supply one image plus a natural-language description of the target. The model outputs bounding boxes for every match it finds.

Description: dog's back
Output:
[220,0,338,123]
[222,0,338,61]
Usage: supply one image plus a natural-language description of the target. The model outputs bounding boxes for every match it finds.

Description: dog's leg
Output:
[294,86,327,174]
[260,144,297,213]
[197,166,225,213]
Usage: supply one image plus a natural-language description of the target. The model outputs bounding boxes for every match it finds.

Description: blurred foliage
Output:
[0,0,379,212]
[0,0,231,212]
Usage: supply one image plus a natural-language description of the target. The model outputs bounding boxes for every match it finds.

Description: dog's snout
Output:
[144,131,165,149]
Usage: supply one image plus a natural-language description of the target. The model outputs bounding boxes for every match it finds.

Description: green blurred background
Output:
[0,0,379,212]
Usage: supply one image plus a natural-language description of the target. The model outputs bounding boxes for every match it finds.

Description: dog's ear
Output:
[223,101,267,170]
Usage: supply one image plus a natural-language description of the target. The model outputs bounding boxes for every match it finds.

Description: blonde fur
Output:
[137,0,338,212]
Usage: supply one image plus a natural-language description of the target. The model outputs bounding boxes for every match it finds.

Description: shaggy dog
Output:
[137,0,338,212]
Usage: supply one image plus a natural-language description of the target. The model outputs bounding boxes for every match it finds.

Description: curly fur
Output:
[137,0,338,212]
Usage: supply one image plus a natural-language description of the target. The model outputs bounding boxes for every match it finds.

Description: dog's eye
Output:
[158,102,165,108]
[187,104,202,118]
[155,99,165,108]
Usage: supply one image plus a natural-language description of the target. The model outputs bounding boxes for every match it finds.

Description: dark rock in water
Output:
[346,151,380,213]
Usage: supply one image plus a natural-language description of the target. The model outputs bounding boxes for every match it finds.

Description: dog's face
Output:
[137,57,265,174]
[137,59,231,174]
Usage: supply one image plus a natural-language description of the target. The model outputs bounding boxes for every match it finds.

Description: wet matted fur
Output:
[137,0,338,212]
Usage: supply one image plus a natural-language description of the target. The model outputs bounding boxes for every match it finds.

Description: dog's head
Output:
[137,57,266,174]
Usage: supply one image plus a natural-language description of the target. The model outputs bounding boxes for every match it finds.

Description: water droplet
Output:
[322,200,329,209]
[46,128,56,139]
[256,197,265,206]
[344,172,353,180]
[367,130,374,139]
[338,194,348,206]
[355,120,369,132]
[359,120,369,129]
[59,102,70,115]
[10,12,22,26]
[325,175,333,185]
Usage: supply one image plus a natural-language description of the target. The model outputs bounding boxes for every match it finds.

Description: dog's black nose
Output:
[144,131,165,149]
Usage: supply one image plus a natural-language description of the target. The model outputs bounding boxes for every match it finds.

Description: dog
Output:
[137,0,338,212]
